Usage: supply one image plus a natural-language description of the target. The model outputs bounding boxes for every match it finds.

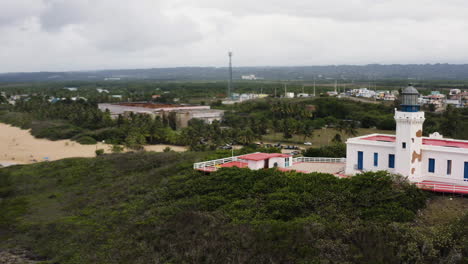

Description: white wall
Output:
[268,157,291,168]
[244,160,264,170]
[421,148,468,185]
[394,111,425,181]
[346,142,396,175]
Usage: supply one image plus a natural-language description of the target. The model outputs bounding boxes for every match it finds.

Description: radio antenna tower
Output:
[227,51,233,99]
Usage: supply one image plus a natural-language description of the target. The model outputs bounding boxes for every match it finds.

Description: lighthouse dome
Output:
[400,84,420,112]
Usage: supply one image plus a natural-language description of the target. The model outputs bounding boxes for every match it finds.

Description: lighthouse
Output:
[394,84,425,181]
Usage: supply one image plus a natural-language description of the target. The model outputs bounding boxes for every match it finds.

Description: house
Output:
[345,85,468,194]
[97,88,109,93]
[235,153,293,170]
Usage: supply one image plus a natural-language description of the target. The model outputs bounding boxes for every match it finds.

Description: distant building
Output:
[450,89,461,96]
[222,93,264,104]
[97,88,109,93]
[241,74,258,80]
[64,87,78,91]
[98,102,224,128]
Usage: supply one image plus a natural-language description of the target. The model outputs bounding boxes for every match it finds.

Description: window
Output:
[388,154,395,169]
[373,153,378,167]
[428,158,435,173]
[402,142,406,149]
[447,160,452,175]
[284,158,290,167]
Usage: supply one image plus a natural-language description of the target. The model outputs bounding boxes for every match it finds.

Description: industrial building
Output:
[98,103,224,128]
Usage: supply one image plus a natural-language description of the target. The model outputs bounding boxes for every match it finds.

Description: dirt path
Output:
[0,123,186,165]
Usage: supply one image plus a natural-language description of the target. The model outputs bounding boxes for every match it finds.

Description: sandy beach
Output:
[0,123,186,165]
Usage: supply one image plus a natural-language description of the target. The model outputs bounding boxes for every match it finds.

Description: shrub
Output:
[163,147,172,152]
[75,136,97,145]
[303,142,346,157]
[110,145,124,153]
[95,149,104,156]
[30,120,83,140]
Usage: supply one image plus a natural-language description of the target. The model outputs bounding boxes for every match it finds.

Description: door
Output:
[357,151,363,170]
[464,162,468,181]
[264,159,269,169]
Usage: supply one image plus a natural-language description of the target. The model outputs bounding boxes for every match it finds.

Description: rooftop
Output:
[116,102,200,109]
[220,161,248,168]
[238,153,291,161]
[360,134,468,149]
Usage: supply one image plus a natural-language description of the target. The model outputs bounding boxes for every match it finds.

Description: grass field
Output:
[262,128,395,148]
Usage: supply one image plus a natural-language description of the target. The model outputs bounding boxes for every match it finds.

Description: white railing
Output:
[293,157,346,163]
[193,156,239,169]
[419,175,468,187]
[193,152,260,170]
[415,182,468,194]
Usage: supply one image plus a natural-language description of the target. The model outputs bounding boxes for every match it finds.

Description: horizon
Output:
[1,62,468,75]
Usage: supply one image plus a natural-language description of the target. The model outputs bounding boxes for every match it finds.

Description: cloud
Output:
[1,0,468,72]
[0,0,46,26]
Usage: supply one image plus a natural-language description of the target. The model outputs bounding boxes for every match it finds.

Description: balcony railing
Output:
[293,157,346,163]
[193,152,263,170]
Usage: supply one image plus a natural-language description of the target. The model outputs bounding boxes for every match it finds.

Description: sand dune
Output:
[0,123,186,165]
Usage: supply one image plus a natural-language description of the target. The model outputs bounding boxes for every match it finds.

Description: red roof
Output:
[361,135,468,149]
[362,135,396,142]
[220,161,248,168]
[238,153,291,161]
[422,139,468,149]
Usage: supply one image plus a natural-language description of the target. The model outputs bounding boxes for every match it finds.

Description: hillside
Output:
[3,64,468,82]
[1,151,467,263]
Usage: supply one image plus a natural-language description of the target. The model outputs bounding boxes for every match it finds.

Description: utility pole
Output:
[227,51,233,99]
[313,78,316,97]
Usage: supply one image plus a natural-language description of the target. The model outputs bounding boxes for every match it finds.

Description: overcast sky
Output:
[1,0,468,72]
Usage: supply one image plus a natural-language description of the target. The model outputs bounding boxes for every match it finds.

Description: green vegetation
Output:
[424,105,468,139]
[1,151,467,263]
[303,142,346,157]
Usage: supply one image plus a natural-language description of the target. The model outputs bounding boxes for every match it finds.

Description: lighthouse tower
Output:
[394,85,425,181]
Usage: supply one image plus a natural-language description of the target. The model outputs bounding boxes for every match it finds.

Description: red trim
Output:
[220,161,248,168]
[238,153,291,161]
[361,135,468,149]
[416,180,468,194]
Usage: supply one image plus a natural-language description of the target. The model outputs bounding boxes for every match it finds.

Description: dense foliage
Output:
[424,105,468,140]
[302,142,347,157]
[1,152,467,263]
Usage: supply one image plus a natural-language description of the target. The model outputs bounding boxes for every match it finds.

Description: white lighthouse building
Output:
[346,85,468,188]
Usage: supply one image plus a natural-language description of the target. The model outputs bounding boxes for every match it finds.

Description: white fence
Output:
[293,157,346,163]
[193,152,262,169]
[194,154,346,170]
[193,156,239,169]
[415,182,468,194]
[420,175,468,187]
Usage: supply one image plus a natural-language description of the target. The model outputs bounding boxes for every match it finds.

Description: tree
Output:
[332,133,342,143]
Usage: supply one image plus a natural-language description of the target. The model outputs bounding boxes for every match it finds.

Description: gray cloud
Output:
[1,0,468,72]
